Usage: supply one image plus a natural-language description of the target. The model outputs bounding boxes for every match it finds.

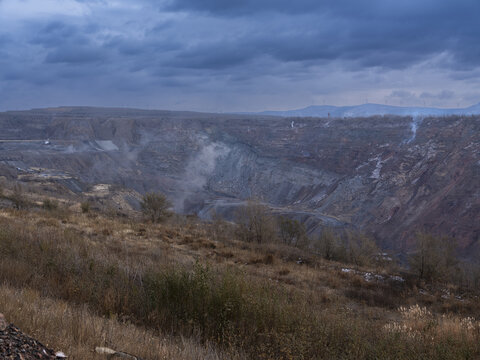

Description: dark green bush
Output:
[42,199,59,211]
[80,201,91,213]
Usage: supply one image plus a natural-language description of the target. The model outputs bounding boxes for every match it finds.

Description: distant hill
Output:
[253,102,480,118]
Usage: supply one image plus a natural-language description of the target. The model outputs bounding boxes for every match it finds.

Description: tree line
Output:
[140,193,475,287]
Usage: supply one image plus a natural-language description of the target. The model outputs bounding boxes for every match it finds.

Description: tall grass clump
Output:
[0,218,324,358]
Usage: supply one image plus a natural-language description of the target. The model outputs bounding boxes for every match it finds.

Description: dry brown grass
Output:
[1,202,480,359]
[0,285,243,360]
[383,304,480,345]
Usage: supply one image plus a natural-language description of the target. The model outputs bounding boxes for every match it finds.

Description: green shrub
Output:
[42,199,59,211]
[141,192,172,223]
[80,201,90,213]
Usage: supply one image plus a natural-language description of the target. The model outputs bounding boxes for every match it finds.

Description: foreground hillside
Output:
[1,184,480,359]
[0,107,478,254]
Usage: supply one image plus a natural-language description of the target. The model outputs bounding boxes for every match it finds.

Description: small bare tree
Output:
[409,232,458,282]
[278,216,307,247]
[208,209,235,243]
[345,231,379,267]
[315,229,379,266]
[141,192,172,223]
[11,183,29,210]
[315,228,340,261]
[235,199,277,244]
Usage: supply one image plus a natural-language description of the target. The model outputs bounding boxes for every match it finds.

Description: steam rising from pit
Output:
[405,115,424,144]
[174,140,230,212]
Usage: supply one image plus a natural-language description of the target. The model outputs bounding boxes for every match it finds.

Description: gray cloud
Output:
[166,0,366,16]
[45,46,106,64]
[165,0,480,70]
[420,90,455,100]
[0,0,479,111]
[386,89,458,107]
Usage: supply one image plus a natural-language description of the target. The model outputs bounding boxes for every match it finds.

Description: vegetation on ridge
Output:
[0,182,479,359]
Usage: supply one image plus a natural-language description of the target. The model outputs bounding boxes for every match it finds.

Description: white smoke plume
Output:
[174,140,230,212]
[405,115,424,144]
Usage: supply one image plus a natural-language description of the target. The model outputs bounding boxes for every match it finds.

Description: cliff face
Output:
[0,107,478,251]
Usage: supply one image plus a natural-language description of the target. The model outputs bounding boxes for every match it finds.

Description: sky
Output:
[1,0,480,112]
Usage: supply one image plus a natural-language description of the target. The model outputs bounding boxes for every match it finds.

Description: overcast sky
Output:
[1,0,480,112]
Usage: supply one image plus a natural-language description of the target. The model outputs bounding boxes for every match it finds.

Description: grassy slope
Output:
[0,199,479,359]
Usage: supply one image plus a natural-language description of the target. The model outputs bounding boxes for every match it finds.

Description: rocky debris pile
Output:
[341,268,405,283]
[0,313,65,359]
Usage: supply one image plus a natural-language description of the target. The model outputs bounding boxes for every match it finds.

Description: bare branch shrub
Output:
[141,192,172,223]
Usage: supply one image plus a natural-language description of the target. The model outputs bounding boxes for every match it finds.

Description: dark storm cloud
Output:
[170,40,257,69]
[45,46,105,64]
[106,32,180,58]
[27,21,106,64]
[166,0,367,16]
[165,0,480,70]
[32,21,80,45]
[1,0,480,111]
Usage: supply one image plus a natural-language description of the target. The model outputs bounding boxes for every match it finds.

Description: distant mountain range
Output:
[252,102,480,118]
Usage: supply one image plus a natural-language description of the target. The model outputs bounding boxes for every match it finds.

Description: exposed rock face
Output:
[0,107,478,253]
